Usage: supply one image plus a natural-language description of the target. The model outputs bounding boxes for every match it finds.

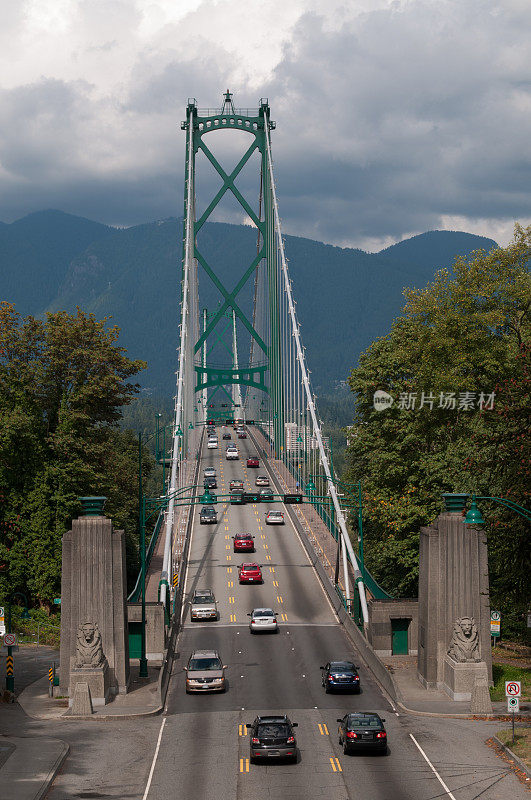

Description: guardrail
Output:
[127,510,165,602]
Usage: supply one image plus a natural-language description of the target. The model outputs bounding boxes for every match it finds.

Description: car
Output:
[199,506,217,525]
[255,475,269,487]
[190,589,218,621]
[204,467,216,478]
[233,533,255,552]
[203,476,217,489]
[246,456,259,468]
[238,563,263,584]
[238,431,247,439]
[337,713,387,754]
[321,660,360,693]
[226,448,239,460]
[247,715,298,763]
[207,439,218,449]
[184,649,227,693]
[222,433,232,440]
[248,608,278,633]
[230,479,244,490]
[266,510,284,525]
[260,488,274,502]
[230,489,245,503]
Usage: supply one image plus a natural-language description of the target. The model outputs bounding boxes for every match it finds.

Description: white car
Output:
[266,511,284,525]
[248,608,278,633]
[204,467,216,478]
[226,448,239,460]
[207,439,218,449]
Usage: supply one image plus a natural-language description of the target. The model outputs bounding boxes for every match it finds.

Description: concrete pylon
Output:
[60,497,130,700]
[417,509,492,694]
[70,682,93,716]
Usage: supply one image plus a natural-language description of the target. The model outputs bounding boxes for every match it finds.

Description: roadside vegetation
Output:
[0,303,156,613]
[344,225,531,639]
[495,728,531,769]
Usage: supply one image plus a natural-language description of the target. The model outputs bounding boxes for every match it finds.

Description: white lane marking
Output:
[142,717,166,800]
[409,733,457,800]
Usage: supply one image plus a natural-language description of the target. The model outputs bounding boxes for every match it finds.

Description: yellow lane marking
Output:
[260,534,266,540]
[318,723,329,736]
[281,613,288,622]
[228,596,235,604]
[330,757,342,772]
[230,613,237,622]
[273,580,279,587]
[226,555,232,561]
[258,525,263,530]
[239,758,249,772]
[227,567,233,573]
[265,555,271,561]
[263,544,269,550]
[228,580,233,588]
[276,595,283,604]
[269,567,275,573]
[225,526,229,530]
[225,534,230,540]
[238,724,247,736]
[226,545,230,550]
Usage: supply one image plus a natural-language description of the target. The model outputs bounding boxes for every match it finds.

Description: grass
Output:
[490,664,531,702]
[496,728,531,769]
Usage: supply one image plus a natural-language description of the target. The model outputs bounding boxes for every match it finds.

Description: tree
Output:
[345,226,530,628]
[0,304,147,608]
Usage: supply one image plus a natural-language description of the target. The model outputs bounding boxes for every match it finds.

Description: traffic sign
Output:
[507,696,520,713]
[3,633,16,647]
[0,607,4,637]
[505,681,521,697]
[490,610,500,637]
[53,598,61,605]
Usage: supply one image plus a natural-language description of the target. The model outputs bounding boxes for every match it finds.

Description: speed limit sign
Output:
[505,681,521,697]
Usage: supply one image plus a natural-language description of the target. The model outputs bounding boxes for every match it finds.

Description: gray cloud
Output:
[0,1,529,248]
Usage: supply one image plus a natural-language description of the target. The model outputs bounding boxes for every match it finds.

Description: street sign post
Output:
[505,680,521,746]
[490,610,500,643]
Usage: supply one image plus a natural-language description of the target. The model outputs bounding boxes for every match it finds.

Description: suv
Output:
[184,650,227,693]
[247,715,298,762]
[190,589,218,621]
[199,506,217,524]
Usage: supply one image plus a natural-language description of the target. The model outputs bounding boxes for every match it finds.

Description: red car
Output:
[233,534,255,553]
[238,563,263,584]
[238,431,247,439]
[246,456,259,468]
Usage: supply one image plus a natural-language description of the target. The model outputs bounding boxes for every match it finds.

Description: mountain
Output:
[0,210,112,312]
[0,212,497,393]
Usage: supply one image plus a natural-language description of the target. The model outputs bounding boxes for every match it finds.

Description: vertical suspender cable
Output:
[263,117,369,630]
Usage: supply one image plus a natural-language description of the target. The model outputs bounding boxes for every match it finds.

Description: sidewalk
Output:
[381,655,531,719]
[17,662,162,721]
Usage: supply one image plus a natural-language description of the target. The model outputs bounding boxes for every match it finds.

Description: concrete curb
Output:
[0,736,69,800]
[492,734,531,778]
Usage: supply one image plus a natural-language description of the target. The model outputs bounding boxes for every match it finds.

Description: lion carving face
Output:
[74,621,107,669]
[81,623,96,644]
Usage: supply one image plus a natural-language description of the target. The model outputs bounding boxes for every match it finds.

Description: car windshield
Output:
[238,535,252,540]
[348,715,380,727]
[257,723,290,737]
[188,657,222,671]
[193,594,214,604]
[253,610,274,617]
[330,662,355,671]
[201,507,215,514]
[242,564,258,570]
[269,512,282,518]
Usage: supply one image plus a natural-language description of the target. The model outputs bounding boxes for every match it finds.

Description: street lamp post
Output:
[463,494,531,525]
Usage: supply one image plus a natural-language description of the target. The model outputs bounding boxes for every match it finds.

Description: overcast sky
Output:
[1,0,530,250]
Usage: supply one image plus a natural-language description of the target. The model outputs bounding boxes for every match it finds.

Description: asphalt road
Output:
[144,432,526,800]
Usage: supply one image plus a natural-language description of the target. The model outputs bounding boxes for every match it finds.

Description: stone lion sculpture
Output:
[74,622,107,669]
[447,617,481,663]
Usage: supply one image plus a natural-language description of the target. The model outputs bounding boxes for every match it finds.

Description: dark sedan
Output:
[203,476,217,489]
[199,506,217,524]
[247,715,298,763]
[337,712,387,754]
[321,660,360,693]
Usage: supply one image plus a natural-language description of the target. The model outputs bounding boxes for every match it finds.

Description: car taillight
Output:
[251,737,259,744]
[346,731,357,739]
[353,675,359,681]
[376,731,387,739]
[251,620,256,624]
[287,736,295,744]
[328,676,334,681]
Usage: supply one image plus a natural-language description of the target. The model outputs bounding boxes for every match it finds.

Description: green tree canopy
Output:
[345,226,530,633]
[0,304,148,609]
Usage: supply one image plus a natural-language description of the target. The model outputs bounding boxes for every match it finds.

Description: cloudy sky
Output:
[1,0,530,250]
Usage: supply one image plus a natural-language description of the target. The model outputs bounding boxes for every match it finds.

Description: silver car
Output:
[184,649,227,692]
[204,467,216,478]
[190,589,218,621]
[248,608,278,633]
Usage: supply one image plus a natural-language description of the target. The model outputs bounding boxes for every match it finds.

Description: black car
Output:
[320,660,360,693]
[247,715,298,763]
[203,476,217,489]
[337,713,387,754]
[222,433,231,440]
[199,506,217,524]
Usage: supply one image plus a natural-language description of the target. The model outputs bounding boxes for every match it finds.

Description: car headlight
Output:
[211,678,224,684]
